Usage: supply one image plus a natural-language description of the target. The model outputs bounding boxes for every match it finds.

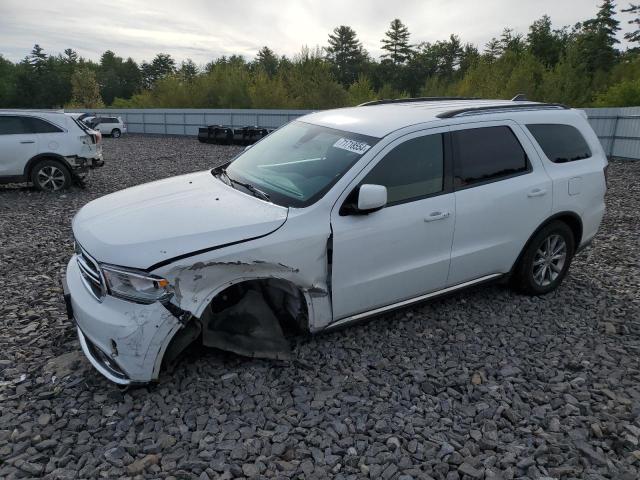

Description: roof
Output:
[300,99,568,138]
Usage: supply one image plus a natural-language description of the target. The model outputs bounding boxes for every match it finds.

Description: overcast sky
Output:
[0,0,635,65]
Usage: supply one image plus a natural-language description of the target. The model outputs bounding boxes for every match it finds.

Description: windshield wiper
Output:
[217,169,271,202]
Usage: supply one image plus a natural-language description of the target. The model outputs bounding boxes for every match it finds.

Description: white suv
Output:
[88,116,126,137]
[63,98,607,384]
[0,110,104,191]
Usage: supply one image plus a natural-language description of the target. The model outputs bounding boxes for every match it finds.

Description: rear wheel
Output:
[512,221,575,295]
[112,128,121,138]
[31,159,72,191]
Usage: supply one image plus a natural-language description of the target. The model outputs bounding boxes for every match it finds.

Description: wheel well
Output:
[511,212,583,273]
[552,213,583,246]
[24,154,67,178]
[208,278,309,333]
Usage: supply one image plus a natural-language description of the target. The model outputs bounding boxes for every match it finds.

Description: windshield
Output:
[222,121,380,207]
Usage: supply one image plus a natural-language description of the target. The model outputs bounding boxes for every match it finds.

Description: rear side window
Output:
[23,117,63,133]
[453,126,528,187]
[527,124,592,163]
[363,133,444,205]
[0,116,28,135]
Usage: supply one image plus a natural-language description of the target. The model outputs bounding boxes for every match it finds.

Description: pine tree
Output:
[326,26,367,86]
[27,44,47,70]
[179,59,198,81]
[255,46,279,76]
[579,0,621,72]
[623,4,640,42]
[527,15,568,67]
[484,38,502,60]
[381,19,414,65]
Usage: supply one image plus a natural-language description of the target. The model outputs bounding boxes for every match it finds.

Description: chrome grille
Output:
[75,243,106,301]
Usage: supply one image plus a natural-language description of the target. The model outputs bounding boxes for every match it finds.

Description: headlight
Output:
[101,265,172,304]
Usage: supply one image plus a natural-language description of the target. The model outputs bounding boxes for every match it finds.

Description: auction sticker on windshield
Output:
[333,138,371,155]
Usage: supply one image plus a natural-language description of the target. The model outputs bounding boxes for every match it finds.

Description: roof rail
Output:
[358,96,480,107]
[436,103,570,119]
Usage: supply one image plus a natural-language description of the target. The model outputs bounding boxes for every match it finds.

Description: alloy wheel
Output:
[37,165,66,191]
[532,234,567,287]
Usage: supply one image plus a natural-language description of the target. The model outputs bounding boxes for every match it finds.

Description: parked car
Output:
[66,112,95,123]
[63,98,607,384]
[88,116,126,137]
[0,110,104,191]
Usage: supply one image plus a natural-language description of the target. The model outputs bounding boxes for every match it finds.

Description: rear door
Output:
[24,116,66,155]
[0,116,38,177]
[330,128,455,320]
[448,121,552,285]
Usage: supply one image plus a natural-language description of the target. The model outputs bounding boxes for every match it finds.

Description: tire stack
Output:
[198,125,273,145]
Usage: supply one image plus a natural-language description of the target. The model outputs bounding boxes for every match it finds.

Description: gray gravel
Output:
[1,134,639,479]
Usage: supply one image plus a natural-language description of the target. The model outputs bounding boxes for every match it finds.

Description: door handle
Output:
[20,140,35,144]
[424,211,450,222]
[527,188,547,198]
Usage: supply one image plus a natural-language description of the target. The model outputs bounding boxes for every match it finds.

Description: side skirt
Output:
[324,273,504,331]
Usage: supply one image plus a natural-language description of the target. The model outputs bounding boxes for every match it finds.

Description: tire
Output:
[512,220,575,295]
[112,128,121,138]
[31,159,72,192]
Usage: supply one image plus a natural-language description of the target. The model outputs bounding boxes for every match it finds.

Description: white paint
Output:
[0,110,103,178]
[66,99,607,384]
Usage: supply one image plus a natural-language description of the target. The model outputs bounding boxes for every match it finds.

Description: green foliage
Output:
[595,77,640,105]
[326,26,367,86]
[4,2,640,110]
[254,47,279,77]
[381,19,414,65]
[67,67,104,108]
[622,3,640,42]
[347,75,377,105]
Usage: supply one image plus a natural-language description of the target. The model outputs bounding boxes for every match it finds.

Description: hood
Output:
[73,171,288,270]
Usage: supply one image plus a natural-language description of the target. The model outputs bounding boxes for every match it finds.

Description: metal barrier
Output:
[66,107,640,160]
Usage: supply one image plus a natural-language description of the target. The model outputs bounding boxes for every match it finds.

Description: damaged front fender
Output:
[156,232,333,362]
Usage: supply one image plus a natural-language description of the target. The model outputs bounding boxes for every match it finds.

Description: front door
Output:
[330,128,455,320]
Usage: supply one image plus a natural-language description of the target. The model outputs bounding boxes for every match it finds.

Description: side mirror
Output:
[357,184,387,213]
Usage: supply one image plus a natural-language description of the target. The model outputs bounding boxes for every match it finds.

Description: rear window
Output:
[452,126,529,188]
[527,124,592,163]
[0,116,28,135]
[23,117,63,133]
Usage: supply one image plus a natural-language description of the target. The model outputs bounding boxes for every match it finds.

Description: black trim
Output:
[436,103,569,119]
[23,152,68,177]
[509,211,584,274]
[451,125,532,191]
[339,131,454,215]
[145,213,289,272]
[0,175,27,184]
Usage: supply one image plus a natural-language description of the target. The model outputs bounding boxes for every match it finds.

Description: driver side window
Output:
[363,133,444,205]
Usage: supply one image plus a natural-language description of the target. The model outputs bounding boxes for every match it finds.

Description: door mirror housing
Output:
[357,184,387,213]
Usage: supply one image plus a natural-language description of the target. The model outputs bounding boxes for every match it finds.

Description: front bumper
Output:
[64,256,182,384]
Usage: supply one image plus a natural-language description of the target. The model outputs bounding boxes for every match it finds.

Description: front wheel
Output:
[111,128,121,138]
[512,221,575,295]
[31,159,72,191]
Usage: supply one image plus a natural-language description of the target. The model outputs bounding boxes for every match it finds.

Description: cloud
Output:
[0,0,634,65]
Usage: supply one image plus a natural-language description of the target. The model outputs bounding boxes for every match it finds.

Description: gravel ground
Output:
[0,134,639,480]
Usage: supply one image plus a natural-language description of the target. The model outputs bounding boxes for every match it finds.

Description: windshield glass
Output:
[223,121,380,207]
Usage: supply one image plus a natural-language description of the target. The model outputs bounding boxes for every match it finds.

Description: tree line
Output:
[1,1,639,110]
